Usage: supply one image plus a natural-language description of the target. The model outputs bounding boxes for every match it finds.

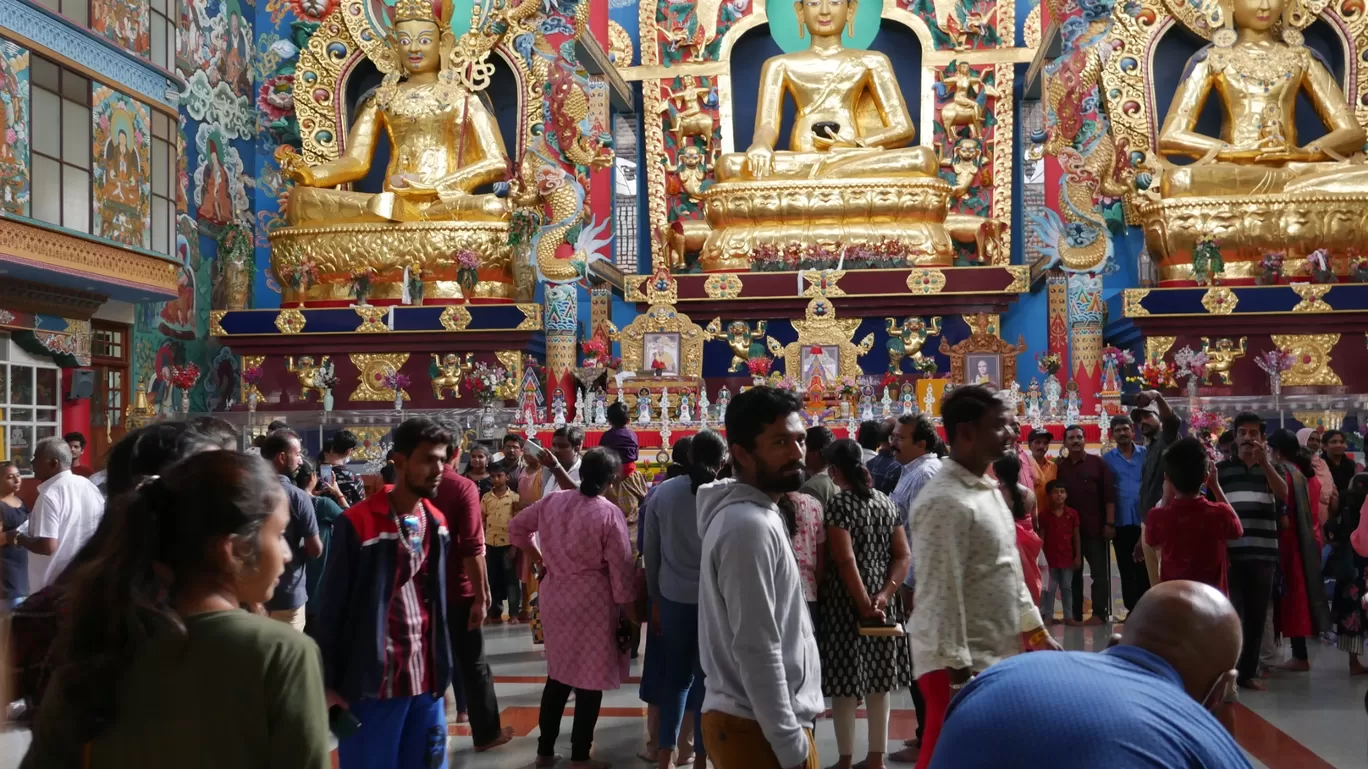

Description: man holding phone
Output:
[534,426,584,496]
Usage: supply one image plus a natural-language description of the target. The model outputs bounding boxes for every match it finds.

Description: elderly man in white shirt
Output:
[7,436,105,592]
[907,386,1061,769]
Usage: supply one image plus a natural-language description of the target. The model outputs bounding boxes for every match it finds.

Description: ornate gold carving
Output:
[349,353,412,401]
[643,270,680,305]
[342,427,391,462]
[1271,334,1342,386]
[1005,266,1029,293]
[938,331,1027,386]
[431,353,473,399]
[354,305,390,333]
[608,20,634,66]
[440,306,472,331]
[209,310,227,336]
[1024,4,1042,49]
[287,355,331,401]
[1291,283,1333,313]
[766,297,874,382]
[619,271,705,378]
[495,350,523,398]
[625,276,649,303]
[1145,336,1177,363]
[963,313,999,337]
[1201,287,1238,315]
[0,218,179,296]
[516,304,543,330]
[907,268,948,295]
[802,270,846,297]
[1201,337,1246,385]
[1123,289,1151,317]
[275,309,307,334]
[703,273,743,299]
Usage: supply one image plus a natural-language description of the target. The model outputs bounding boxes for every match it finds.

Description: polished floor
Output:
[2,618,1366,768]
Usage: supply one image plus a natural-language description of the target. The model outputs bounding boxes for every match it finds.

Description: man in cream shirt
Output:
[7,437,105,592]
[908,386,1061,769]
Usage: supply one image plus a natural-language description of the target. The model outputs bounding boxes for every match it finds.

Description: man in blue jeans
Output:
[312,417,456,768]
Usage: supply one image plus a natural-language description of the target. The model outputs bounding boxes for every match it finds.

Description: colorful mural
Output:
[0,39,30,217]
[91,0,151,57]
[91,87,152,249]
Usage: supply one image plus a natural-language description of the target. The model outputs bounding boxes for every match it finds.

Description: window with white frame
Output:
[151,111,175,254]
[29,57,91,234]
[149,0,176,71]
[32,0,88,28]
[0,336,62,474]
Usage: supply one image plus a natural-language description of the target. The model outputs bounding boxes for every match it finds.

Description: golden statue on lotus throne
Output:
[270,0,520,304]
[696,0,954,271]
[1115,0,1368,284]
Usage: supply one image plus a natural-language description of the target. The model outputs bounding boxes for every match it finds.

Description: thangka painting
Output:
[91,0,151,57]
[91,87,152,248]
[0,40,30,217]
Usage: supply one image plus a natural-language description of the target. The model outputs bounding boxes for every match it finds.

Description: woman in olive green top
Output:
[23,450,333,769]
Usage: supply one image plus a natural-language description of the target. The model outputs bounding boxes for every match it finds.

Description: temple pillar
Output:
[1066,271,1104,414]
[544,283,579,421]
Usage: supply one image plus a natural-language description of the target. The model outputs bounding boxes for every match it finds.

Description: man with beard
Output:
[698,387,823,769]
[312,417,462,768]
[1102,415,1150,615]
[1026,429,1057,507]
[1131,389,1181,587]
[261,429,322,631]
[909,386,1061,769]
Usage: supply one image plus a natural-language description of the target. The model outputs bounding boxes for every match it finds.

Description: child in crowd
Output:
[1039,480,1081,626]
[481,461,523,624]
[1144,437,1243,593]
[599,401,640,476]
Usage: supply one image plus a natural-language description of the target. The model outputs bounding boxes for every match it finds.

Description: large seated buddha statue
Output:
[697,0,953,271]
[1138,0,1368,284]
[269,0,518,304]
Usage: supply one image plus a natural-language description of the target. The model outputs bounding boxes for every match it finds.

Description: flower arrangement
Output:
[1254,349,1295,377]
[881,371,902,390]
[837,376,860,400]
[406,266,426,304]
[349,268,376,305]
[170,363,200,390]
[288,260,318,292]
[464,362,511,404]
[1127,360,1175,389]
[1036,352,1062,376]
[768,374,801,391]
[1100,347,1134,368]
[1256,251,1285,285]
[456,249,480,297]
[581,337,608,362]
[242,366,264,387]
[750,240,914,272]
[746,356,773,377]
[1351,255,1368,283]
[1307,248,1336,284]
[650,357,666,372]
[381,370,411,393]
[1172,346,1209,389]
[912,355,938,376]
[315,358,337,392]
[1191,237,1224,286]
[1188,410,1228,463]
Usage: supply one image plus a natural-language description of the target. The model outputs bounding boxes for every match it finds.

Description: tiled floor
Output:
[4,620,1366,768]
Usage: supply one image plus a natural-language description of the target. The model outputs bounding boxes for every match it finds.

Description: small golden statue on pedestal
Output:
[1125,0,1368,283]
[270,0,516,304]
[1201,336,1247,385]
[695,0,952,271]
[431,352,474,400]
[885,316,943,374]
[287,355,331,401]
[705,318,768,373]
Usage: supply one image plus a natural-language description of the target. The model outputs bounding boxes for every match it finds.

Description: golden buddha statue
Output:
[716,0,937,182]
[282,0,509,224]
[1132,0,1368,283]
[1158,0,1365,198]
[696,0,952,271]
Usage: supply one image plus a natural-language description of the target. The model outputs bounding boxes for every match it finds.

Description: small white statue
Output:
[901,390,915,416]
[593,391,608,425]
[637,390,653,424]
[859,390,875,422]
[1064,383,1081,426]
[698,388,711,427]
[881,387,893,419]
[551,389,567,427]
[716,386,731,421]
[679,393,693,424]
[658,387,672,424]
[572,387,587,425]
[1005,380,1022,413]
[923,384,936,416]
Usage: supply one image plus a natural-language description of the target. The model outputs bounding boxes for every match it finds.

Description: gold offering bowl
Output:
[1141,194,1368,285]
[697,177,954,272]
[269,220,515,305]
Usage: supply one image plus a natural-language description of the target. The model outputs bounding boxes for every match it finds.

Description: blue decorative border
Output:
[1125,284,1368,317]
[0,0,176,109]
[212,305,544,336]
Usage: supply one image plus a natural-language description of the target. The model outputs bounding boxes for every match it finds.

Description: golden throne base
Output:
[1141,193,1368,285]
[269,220,516,305]
[698,178,954,272]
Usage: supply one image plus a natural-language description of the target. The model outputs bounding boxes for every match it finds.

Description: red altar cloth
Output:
[524,423,1101,451]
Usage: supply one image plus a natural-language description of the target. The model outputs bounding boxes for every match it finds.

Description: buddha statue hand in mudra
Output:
[1158,0,1366,198]
[283,0,511,225]
[715,0,939,182]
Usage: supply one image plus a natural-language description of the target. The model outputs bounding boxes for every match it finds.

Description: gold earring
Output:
[796,4,805,38]
[846,2,857,37]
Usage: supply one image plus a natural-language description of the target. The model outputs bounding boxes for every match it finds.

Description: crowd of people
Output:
[1,386,1365,768]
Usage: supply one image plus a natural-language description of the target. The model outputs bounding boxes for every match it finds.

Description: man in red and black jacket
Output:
[310,417,456,769]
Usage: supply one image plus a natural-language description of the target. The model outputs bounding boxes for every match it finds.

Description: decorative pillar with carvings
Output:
[544,284,579,422]
[1066,271,1104,414]
[1046,270,1069,365]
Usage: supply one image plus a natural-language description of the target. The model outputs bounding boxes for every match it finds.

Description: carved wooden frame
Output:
[938,332,1026,387]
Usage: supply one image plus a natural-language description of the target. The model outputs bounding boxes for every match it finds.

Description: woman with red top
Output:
[993,454,1041,605]
[1267,430,1330,672]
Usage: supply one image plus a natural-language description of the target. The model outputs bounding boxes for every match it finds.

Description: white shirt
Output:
[908,458,1043,674]
[541,457,582,498]
[25,470,106,592]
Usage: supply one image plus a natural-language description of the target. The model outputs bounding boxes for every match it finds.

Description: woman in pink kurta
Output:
[511,447,638,768]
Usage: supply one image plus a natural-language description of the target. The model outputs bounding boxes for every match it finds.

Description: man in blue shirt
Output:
[1103,414,1149,616]
[930,580,1249,769]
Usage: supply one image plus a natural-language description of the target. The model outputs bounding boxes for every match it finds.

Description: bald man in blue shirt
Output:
[929,581,1251,769]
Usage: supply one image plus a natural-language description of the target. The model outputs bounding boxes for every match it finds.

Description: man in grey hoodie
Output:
[697,386,824,769]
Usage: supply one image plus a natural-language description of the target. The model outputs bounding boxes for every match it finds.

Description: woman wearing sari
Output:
[1297,428,1337,523]
[1328,473,1368,675]
[1267,430,1330,672]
